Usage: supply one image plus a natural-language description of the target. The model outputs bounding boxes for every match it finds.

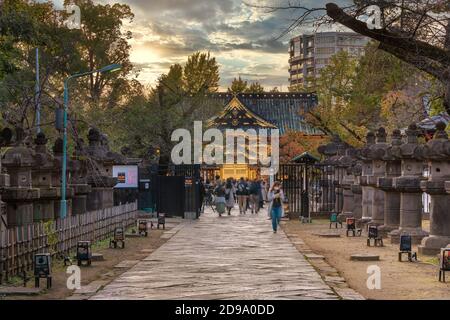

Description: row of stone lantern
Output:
[327,122,450,255]
[0,126,126,229]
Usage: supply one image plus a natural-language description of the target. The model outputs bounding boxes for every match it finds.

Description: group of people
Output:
[201,176,286,233]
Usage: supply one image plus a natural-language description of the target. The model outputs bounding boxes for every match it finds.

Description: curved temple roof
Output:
[209,92,322,135]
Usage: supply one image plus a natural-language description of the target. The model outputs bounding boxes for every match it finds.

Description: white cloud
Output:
[97,0,350,89]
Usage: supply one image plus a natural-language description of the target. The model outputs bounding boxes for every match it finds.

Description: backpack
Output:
[237,182,246,195]
[225,189,230,201]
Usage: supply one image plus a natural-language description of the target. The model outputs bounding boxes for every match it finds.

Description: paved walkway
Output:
[91,207,339,300]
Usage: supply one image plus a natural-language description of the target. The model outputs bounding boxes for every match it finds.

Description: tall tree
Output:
[246,81,265,93]
[303,45,429,146]
[228,76,248,94]
[270,87,280,93]
[250,1,450,113]
[118,52,222,164]
[0,0,138,148]
[279,131,327,163]
[68,0,135,104]
[183,52,220,95]
[0,0,80,132]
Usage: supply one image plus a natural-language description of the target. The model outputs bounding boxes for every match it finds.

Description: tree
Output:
[118,52,222,164]
[303,50,363,146]
[246,81,265,93]
[303,44,430,146]
[183,52,220,94]
[249,1,450,114]
[64,0,135,107]
[279,131,327,163]
[270,87,280,93]
[0,0,138,151]
[228,76,248,94]
[0,0,80,133]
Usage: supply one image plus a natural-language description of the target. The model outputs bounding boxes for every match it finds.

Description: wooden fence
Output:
[0,201,138,284]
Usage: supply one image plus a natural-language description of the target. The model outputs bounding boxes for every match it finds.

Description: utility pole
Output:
[35,47,41,134]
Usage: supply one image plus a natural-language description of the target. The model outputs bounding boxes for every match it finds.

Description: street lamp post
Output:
[60,64,122,219]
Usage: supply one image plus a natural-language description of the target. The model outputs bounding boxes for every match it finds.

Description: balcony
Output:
[289,56,304,64]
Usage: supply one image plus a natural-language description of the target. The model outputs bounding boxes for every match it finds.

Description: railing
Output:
[0,201,137,283]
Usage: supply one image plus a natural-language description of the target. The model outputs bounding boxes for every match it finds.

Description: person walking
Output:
[224,178,235,215]
[214,175,222,189]
[199,179,206,213]
[214,181,226,216]
[267,181,285,233]
[249,179,260,214]
[233,178,238,204]
[236,177,249,214]
[261,181,268,202]
[259,180,265,209]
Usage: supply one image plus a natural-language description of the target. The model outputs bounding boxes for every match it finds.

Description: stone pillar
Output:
[70,139,92,215]
[84,128,120,211]
[333,145,346,213]
[351,162,363,221]
[0,128,11,232]
[338,148,357,222]
[367,128,388,226]
[1,128,40,227]
[418,122,450,255]
[32,132,57,222]
[378,129,402,236]
[359,132,375,224]
[390,123,428,244]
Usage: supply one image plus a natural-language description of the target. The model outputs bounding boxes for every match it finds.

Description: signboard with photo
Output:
[113,165,138,188]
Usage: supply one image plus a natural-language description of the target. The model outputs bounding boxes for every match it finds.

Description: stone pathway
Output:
[91,208,339,300]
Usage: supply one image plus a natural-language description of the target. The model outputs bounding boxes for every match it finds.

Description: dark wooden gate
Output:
[154,176,185,217]
[150,164,201,218]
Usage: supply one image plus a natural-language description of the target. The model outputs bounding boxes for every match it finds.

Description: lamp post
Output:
[60,64,122,219]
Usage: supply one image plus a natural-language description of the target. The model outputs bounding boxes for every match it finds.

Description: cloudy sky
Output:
[48,0,350,90]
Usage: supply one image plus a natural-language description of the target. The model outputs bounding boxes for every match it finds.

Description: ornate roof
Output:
[207,96,277,130]
[209,92,322,135]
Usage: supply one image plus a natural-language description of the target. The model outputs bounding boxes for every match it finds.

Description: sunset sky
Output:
[47,0,351,90]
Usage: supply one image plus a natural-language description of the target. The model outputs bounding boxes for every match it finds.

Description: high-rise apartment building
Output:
[288,32,370,88]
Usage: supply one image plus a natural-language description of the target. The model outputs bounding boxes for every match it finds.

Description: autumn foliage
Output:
[279,131,328,164]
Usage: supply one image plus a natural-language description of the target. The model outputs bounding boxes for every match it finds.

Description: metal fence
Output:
[0,201,137,283]
[276,163,345,218]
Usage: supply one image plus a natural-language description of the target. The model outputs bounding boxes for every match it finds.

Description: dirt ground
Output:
[282,219,450,300]
[3,224,171,300]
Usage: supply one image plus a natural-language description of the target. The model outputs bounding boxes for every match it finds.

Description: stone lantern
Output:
[338,147,358,222]
[31,132,57,222]
[418,122,450,254]
[390,123,428,244]
[0,128,11,231]
[359,131,375,224]
[333,143,349,214]
[70,138,92,215]
[367,128,388,226]
[84,128,121,211]
[377,129,402,236]
[350,160,363,222]
[1,128,40,226]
